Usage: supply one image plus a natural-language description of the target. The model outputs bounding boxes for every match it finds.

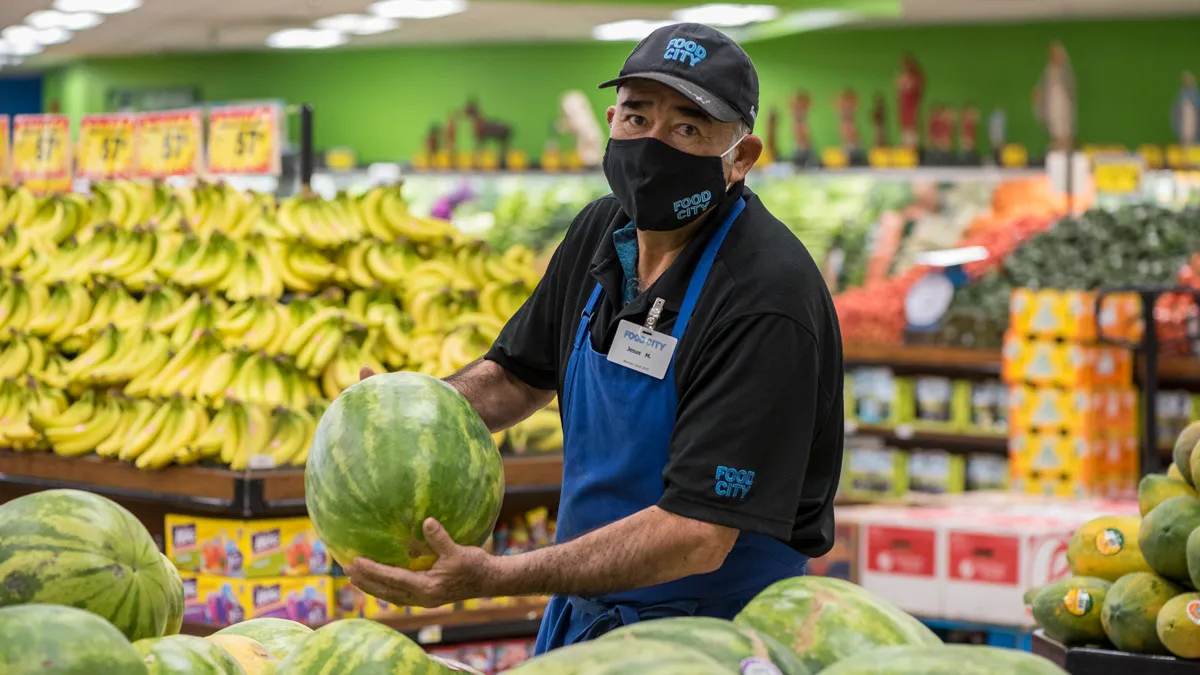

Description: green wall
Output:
[46,17,1200,162]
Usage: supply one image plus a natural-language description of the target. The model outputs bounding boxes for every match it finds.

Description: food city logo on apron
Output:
[664,38,707,67]
[714,465,755,499]
[674,190,712,220]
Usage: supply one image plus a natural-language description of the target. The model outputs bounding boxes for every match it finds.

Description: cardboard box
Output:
[1009,430,1138,499]
[840,441,909,500]
[846,368,902,427]
[1009,288,1141,342]
[858,512,942,617]
[965,381,1008,436]
[807,522,859,583]
[166,515,331,578]
[1001,336,1132,389]
[333,577,407,620]
[181,573,333,627]
[908,450,966,495]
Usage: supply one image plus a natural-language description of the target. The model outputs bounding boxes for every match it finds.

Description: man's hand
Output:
[343,518,493,608]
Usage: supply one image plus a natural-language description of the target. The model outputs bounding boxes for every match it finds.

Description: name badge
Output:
[608,319,677,380]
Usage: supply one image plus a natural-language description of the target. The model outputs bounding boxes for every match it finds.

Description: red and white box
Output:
[849,506,948,617]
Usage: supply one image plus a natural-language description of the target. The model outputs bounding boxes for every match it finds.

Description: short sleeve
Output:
[658,314,827,540]
[483,241,565,392]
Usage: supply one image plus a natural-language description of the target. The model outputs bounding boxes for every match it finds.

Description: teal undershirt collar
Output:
[613,222,640,305]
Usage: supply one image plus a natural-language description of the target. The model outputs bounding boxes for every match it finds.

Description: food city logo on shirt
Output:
[674,190,712,220]
[664,38,707,67]
[714,465,755,499]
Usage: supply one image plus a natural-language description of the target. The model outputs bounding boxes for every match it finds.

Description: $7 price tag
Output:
[78,114,136,180]
[206,104,282,176]
[134,109,204,179]
[11,114,72,192]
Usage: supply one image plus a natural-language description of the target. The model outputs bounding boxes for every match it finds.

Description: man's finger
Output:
[423,518,457,555]
[351,557,424,589]
[359,366,375,381]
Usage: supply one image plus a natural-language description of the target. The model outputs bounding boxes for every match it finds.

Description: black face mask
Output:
[602,136,737,232]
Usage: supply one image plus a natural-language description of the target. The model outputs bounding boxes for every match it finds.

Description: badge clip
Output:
[643,298,665,335]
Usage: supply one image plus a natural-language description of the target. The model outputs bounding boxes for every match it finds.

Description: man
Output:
[347,22,844,654]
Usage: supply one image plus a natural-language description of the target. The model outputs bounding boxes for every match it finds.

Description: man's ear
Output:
[606,106,617,126]
[729,134,764,184]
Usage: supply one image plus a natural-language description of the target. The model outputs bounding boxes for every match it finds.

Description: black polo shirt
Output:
[484,184,844,557]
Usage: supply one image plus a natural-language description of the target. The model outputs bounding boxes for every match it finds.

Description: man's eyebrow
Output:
[618,99,712,123]
[619,99,651,110]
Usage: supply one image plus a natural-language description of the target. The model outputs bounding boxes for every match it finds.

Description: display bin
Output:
[1031,630,1198,675]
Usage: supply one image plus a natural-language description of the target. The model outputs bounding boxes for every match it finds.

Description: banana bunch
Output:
[358,184,456,245]
[0,376,67,450]
[222,350,319,410]
[271,240,337,294]
[261,405,317,467]
[172,182,265,239]
[276,190,365,249]
[166,231,240,291]
[0,332,50,381]
[0,278,40,342]
[506,404,563,455]
[149,293,222,348]
[217,237,285,302]
[280,306,351,376]
[129,330,225,400]
[0,195,87,264]
[320,328,385,399]
[63,327,172,388]
[88,180,154,230]
[216,298,293,354]
[22,281,94,347]
[0,185,38,231]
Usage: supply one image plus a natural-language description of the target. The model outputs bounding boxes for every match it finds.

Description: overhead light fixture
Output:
[2,25,69,46]
[671,4,780,27]
[0,38,44,56]
[593,19,673,41]
[266,28,348,49]
[27,10,103,30]
[53,0,141,15]
[315,14,399,35]
[368,0,467,20]
[781,9,859,31]
[35,27,72,44]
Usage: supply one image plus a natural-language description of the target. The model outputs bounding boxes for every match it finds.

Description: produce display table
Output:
[1031,631,1198,675]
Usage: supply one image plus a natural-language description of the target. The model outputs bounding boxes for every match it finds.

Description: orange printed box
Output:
[1008,386,1136,436]
[1002,335,1132,388]
[1009,289,1141,342]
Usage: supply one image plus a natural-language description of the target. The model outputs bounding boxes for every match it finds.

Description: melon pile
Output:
[1027,422,1200,659]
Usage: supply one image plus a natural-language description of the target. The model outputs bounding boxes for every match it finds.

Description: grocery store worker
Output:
[348,22,844,654]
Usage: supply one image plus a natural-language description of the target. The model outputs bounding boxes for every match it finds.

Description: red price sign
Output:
[206,104,282,176]
[134,109,204,178]
[12,114,72,193]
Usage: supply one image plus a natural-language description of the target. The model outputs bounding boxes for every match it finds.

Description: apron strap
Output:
[672,198,747,341]
[574,283,604,350]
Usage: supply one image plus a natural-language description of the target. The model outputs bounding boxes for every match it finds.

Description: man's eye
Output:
[678,124,699,137]
[627,115,647,126]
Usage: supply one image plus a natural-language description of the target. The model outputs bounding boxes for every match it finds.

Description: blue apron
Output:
[534,198,808,654]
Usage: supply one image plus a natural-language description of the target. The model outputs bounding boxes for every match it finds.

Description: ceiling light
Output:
[671,4,779,27]
[593,19,673,41]
[266,28,347,49]
[35,27,71,44]
[3,25,71,46]
[368,0,467,20]
[27,10,103,30]
[315,14,399,35]
[53,0,141,15]
[0,38,44,56]
[781,9,859,31]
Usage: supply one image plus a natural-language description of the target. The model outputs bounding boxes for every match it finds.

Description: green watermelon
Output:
[0,489,177,641]
[276,618,440,674]
[134,634,246,675]
[215,618,314,660]
[507,639,724,675]
[305,372,503,570]
[579,652,732,675]
[599,616,811,674]
[734,576,941,672]
[0,603,149,674]
[161,555,185,637]
[820,645,1068,674]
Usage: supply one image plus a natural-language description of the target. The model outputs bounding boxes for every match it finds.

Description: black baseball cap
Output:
[599,23,759,131]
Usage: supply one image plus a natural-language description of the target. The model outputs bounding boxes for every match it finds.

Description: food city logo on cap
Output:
[673,190,712,220]
[664,37,707,67]
[715,465,755,499]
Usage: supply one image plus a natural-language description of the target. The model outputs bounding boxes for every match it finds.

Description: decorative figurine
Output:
[871,93,888,148]
[960,105,980,153]
[463,98,514,161]
[896,53,925,148]
[766,107,780,160]
[1032,41,1077,151]
[444,114,458,156]
[1173,71,1200,147]
[927,104,946,153]
[425,124,442,156]
[989,106,1007,155]
[836,88,860,151]
[557,90,603,167]
[790,91,812,158]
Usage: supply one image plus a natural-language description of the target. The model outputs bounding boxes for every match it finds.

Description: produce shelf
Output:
[181,601,546,646]
[1031,630,1196,675]
[848,424,1009,455]
[0,452,564,517]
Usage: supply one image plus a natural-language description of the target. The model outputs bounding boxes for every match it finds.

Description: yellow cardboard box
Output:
[1002,335,1132,388]
[332,577,408,621]
[165,515,331,578]
[1009,288,1141,342]
[180,573,333,627]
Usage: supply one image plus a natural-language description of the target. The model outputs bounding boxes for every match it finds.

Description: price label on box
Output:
[77,114,136,180]
[867,147,891,169]
[1000,144,1028,169]
[0,115,9,184]
[12,114,72,193]
[822,147,850,169]
[1093,160,1143,194]
[207,104,282,175]
[891,147,919,168]
[135,109,203,178]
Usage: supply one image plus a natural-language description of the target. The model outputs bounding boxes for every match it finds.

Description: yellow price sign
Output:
[1093,161,1143,194]
[0,115,9,184]
[1000,144,1028,169]
[867,147,891,169]
[12,114,72,192]
[77,114,136,180]
[890,147,919,168]
[821,147,849,170]
[134,109,203,178]
[1138,144,1164,170]
[207,104,282,176]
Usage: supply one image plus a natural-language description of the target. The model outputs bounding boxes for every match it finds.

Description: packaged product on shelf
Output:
[899,376,963,432]
[180,573,333,627]
[1156,391,1196,445]
[1008,431,1138,499]
[1001,334,1132,388]
[1008,288,1141,342]
[525,507,551,548]
[429,654,487,674]
[841,438,909,499]
[493,640,536,672]
[965,453,1009,491]
[332,577,407,620]
[908,450,965,494]
[409,603,457,616]
[455,643,496,673]
[846,367,900,427]
[967,380,1007,435]
[165,514,329,578]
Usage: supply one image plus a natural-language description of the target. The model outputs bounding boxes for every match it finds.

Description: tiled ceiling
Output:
[3,0,1200,66]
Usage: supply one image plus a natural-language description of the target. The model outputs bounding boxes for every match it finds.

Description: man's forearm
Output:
[445,358,555,432]
[483,506,737,598]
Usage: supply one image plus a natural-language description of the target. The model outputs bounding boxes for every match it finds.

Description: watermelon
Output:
[820,645,1068,674]
[0,603,149,674]
[214,618,313,660]
[579,652,732,675]
[599,616,811,674]
[305,372,503,570]
[507,639,725,675]
[734,576,941,672]
[205,635,279,675]
[162,555,185,637]
[0,489,177,641]
[134,634,246,675]
[276,618,440,674]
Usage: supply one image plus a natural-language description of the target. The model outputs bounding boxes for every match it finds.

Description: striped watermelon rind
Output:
[305,372,504,570]
[214,618,313,660]
[508,639,727,674]
[162,555,185,637]
[599,616,811,674]
[734,576,942,672]
[0,603,149,674]
[0,489,177,641]
[134,634,247,675]
[820,645,1069,674]
[276,618,440,674]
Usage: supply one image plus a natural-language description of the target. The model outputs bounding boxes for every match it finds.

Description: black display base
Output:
[1031,630,1199,675]
[791,150,816,168]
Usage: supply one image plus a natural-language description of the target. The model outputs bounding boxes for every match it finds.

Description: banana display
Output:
[0,180,563,469]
